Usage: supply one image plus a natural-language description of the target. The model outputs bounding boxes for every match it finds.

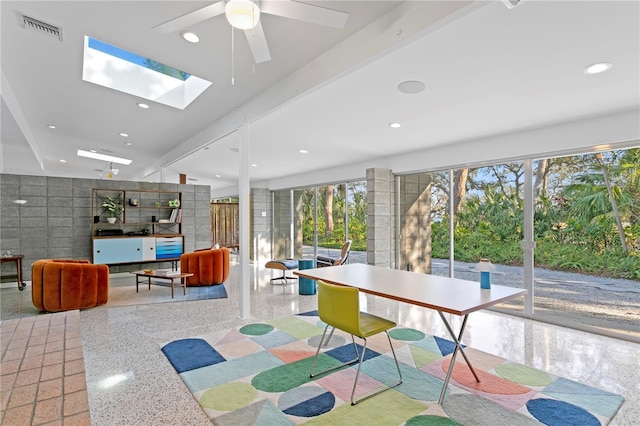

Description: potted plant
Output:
[102,196,124,223]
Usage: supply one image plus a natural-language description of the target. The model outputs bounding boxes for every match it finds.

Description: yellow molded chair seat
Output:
[309,280,402,405]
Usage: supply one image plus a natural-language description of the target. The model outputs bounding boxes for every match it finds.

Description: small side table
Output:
[298,259,317,295]
[130,270,194,298]
[1,255,27,291]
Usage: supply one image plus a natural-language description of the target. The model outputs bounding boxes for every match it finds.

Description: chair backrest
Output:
[317,280,361,336]
[332,240,352,266]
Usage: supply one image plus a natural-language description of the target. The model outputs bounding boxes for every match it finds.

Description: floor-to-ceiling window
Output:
[395,147,639,339]
[273,180,367,264]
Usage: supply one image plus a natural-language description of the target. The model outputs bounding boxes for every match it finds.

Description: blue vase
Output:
[480,271,491,289]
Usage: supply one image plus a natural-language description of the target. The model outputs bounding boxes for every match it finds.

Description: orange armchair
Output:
[32,259,109,312]
[180,247,230,286]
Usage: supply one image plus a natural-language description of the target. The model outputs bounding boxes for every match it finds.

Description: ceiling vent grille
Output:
[19,14,63,41]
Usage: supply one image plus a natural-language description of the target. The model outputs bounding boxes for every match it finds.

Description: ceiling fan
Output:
[153,0,349,64]
[96,162,119,179]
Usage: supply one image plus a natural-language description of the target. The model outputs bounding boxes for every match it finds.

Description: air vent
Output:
[19,14,63,41]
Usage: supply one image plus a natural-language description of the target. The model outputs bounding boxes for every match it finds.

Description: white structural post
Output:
[523,159,535,316]
[238,123,251,319]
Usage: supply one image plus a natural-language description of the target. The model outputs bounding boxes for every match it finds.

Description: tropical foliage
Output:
[294,148,638,280]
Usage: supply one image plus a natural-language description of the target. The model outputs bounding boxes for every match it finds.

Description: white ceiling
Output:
[2,1,639,195]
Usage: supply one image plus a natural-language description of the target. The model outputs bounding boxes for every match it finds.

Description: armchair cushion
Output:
[180,247,230,286]
[32,259,109,312]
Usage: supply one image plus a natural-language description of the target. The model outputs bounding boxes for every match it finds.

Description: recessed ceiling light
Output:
[181,31,200,43]
[137,102,150,109]
[188,178,198,181]
[119,132,129,137]
[215,174,222,178]
[389,122,401,128]
[90,149,98,153]
[124,142,132,146]
[299,149,309,154]
[13,199,27,205]
[59,159,66,163]
[251,163,257,167]
[397,80,426,94]
[583,62,612,75]
[48,125,56,129]
[77,149,132,165]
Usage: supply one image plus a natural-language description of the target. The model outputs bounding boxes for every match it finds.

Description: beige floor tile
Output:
[0,373,16,391]
[46,333,65,344]
[63,360,84,377]
[20,354,44,371]
[32,395,62,425]
[25,344,46,358]
[43,351,64,366]
[45,340,64,354]
[64,338,82,350]
[0,360,20,376]
[40,363,63,381]
[63,347,83,362]
[37,378,63,401]
[28,333,48,346]
[7,383,37,409]
[2,348,26,363]
[62,410,91,426]
[14,367,41,387]
[1,388,11,411]
[1,403,33,425]
[63,373,86,395]
[62,390,88,416]
[6,338,28,351]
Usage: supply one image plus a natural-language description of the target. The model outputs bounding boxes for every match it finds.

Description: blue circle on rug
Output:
[527,398,599,426]
[239,323,274,336]
[278,386,335,417]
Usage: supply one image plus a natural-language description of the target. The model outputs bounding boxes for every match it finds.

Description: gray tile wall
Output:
[0,174,211,281]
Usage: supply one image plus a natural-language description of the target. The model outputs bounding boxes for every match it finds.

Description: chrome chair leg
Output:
[350,331,403,405]
[310,326,360,378]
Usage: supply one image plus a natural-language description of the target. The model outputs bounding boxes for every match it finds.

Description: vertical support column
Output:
[366,168,394,268]
[238,123,250,319]
[523,159,535,317]
[250,188,271,263]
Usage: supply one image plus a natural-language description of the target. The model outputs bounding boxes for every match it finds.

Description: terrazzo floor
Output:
[1,258,639,425]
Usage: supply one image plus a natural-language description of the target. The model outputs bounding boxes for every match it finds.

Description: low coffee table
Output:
[131,270,194,298]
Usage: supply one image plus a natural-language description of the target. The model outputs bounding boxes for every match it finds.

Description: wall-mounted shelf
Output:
[91,188,184,264]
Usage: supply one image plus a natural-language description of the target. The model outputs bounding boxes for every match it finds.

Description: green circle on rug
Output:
[199,382,257,411]
[239,323,274,336]
[406,415,461,425]
[389,328,425,341]
[494,362,552,386]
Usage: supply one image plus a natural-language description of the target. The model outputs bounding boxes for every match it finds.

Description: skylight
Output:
[82,36,211,110]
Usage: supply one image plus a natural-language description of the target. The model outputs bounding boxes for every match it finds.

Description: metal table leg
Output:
[437,312,480,405]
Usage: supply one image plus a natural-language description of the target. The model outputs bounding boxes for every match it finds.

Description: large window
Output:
[273,181,367,264]
[397,147,639,339]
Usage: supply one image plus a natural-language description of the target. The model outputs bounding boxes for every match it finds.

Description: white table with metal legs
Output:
[294,263,527,405]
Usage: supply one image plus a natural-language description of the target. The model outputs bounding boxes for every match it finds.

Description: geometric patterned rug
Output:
[161,311,624,425]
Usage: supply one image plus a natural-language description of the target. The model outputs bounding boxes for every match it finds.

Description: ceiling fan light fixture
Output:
[225,0,260,30]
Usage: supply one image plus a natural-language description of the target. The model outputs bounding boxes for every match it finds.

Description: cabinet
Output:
[91,188,184,264]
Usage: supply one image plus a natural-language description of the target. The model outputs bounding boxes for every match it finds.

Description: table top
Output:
[130,270,193,279]
[294,263,526,316]
[1,255,24,262]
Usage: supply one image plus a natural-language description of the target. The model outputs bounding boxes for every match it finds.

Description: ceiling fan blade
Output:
[153,1,226,34]
[244,22,271,63]
[260,0,348,29]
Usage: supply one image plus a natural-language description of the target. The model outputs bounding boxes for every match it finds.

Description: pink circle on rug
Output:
[441,359,531,395]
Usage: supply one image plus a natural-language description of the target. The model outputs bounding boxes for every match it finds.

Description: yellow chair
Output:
[309,280,402,405]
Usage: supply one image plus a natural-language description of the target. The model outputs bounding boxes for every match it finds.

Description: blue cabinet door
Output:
[93,238,144,264]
